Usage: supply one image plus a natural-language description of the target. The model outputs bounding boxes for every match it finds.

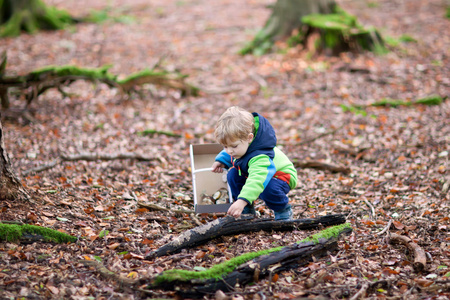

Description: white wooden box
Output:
[190,143,233,213]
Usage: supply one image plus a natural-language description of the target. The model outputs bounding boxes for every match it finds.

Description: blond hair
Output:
[214,106,254,145]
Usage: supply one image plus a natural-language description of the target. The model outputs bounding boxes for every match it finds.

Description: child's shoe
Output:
[274,204,293,220]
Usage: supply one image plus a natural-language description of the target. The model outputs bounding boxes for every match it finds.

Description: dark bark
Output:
[0,0,76,37]
[240,0,336,55]
[0,114,30,201]
[149,226,352,298]
[240,0,385,55]
[146,214,346,259]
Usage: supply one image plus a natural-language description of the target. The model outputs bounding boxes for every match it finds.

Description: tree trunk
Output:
[240,0,385,55]
[0,115,29,201]
[240,0,336,55]
[0,0,75,37]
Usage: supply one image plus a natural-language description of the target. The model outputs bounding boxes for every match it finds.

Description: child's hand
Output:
[211,161,225,173]
[227,199,248,218]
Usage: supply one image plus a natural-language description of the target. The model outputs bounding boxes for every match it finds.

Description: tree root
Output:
[0,57,199,109]
[389,233,427,272]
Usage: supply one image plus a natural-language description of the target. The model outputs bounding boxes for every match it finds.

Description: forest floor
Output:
[1,0,449,299]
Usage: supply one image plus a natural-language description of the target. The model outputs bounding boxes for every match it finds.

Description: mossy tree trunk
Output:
[240,0,385,55]
[0,0,76,37]
[240,0,336,55]
[0,115,29,201]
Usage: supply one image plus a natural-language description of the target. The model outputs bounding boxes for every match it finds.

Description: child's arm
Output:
[237,155,276,203]
[212,150,233,171]
[211,161,225,173]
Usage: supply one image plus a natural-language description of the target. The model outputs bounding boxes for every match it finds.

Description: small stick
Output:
[376,219,393,236]
[349,282,369,300]
[363,198,375,219]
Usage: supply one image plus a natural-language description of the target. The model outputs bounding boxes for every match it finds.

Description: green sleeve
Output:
[237,154,276,204]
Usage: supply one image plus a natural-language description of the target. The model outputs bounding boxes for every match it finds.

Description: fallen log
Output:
[146,214,346,259]
[0,57,199,109]
[147,223,352,298]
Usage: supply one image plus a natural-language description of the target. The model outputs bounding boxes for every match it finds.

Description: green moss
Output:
[299,223,351,244]
[371,98,411,108]
[154,223,351,284]
[29,65,115,81]
[0,223,77,243]
[118,69,166,85]
[155,246,283,284]
[414,95,443,106]
[371,95,443,107]
[302,13,359,32]
[301,7,386,53]
[0,0,75,37]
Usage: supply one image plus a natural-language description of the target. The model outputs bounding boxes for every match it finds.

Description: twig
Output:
[0,220,24,225]
[349,282,369,300]
[79,259,138,286]
[376,219,392,236]
[190,213,203,226]
[22,159,61,175]
[138,201,195,214]
[22,152,158,175]
[362,198,375,219]
[61,152,157,161]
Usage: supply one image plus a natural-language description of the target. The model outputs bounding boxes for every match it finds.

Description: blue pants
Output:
[227,167,290,212]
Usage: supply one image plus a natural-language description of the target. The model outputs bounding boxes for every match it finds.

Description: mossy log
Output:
[0,0,77,37]
[0,222,77,243]
[146,214,346,259]
[148,223,352,298]
[0,60,199,109]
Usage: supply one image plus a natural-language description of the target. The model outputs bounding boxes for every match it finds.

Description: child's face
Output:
[223,133,253,159]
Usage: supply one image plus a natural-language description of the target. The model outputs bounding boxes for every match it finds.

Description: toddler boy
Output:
[211,106,298,220]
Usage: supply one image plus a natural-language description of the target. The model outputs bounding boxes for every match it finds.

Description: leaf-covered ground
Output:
[1,0,449,299]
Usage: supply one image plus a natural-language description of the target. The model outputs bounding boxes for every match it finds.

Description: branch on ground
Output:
[293,160,351,174]
[0,58,199,109]
[389,233,427,272]
[22,152,160,175]
[146,214,347,259]
[147,223,352,298]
